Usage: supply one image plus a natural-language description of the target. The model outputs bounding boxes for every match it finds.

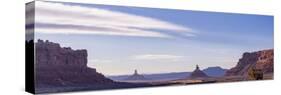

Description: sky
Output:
[26,1,273,76]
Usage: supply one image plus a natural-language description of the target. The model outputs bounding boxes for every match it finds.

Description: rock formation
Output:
[35,39,114,88]
[203,66,227,77]
[125,70,148,80]
[225,49,273,77]
[189,65,208,78]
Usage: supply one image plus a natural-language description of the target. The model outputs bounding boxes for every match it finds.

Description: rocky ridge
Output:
[225,49,273,77]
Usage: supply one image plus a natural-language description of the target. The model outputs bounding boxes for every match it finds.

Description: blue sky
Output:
[28,1,273,75]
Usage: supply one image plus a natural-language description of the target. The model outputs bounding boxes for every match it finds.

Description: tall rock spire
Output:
[134,69,138,75]
[125,69,147,80]
[189,65,208,78]
[196,64,199,70]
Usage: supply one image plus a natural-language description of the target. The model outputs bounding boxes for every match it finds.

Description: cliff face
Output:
[36,40,88,68]
[35,40,113,88]
[225,49,273,77]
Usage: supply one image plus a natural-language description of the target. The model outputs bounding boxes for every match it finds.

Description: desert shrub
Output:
[248,67,263,80]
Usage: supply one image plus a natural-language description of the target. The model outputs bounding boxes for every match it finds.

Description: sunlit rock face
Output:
[225,49,273,77]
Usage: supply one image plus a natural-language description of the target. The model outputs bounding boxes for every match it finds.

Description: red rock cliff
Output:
[225,49,273,77]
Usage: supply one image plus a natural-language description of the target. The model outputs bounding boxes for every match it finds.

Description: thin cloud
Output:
[134,54,185,61]
[29,1,196,38]
[89,59,113,64]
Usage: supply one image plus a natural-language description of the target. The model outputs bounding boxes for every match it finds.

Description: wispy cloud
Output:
[27,1,196,38]
[133,54,185,61]
[89,59,113,64]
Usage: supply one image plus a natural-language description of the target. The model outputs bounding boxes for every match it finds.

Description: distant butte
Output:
[189,65,209,79]
[125,69,148,80]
